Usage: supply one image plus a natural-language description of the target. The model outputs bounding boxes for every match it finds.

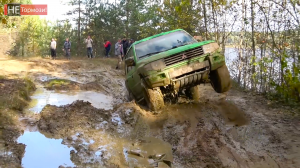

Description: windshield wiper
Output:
[139,51,161,59]
[172,44,184,49]
[172,42,193,49]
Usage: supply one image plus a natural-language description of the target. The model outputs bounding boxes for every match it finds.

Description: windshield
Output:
[135,30,197,60]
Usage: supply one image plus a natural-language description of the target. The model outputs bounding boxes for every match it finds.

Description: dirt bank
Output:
[0,77,35,167]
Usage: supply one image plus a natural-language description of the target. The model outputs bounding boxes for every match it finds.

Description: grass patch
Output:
[45,79,71,88]
[44,79,81,90]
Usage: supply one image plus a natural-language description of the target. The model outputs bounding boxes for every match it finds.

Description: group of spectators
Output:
[115,37,134,69]
[50,38,71,60]
[49,36,135,66]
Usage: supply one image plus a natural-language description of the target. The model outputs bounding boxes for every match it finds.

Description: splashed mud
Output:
[0,58,299,168]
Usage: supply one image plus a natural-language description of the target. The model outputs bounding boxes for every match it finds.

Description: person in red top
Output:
[103,40,111,58]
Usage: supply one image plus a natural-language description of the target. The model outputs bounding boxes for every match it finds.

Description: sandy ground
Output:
[0,57,299,168]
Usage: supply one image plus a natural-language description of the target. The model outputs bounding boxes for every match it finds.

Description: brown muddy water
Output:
[18,87,113,168]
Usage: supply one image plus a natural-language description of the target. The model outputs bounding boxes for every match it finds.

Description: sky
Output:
[31,0,117,22]
[31,0,74,21]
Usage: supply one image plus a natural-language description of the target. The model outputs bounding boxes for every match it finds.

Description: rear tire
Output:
[186,85,200,101]
[143,87,165,111]
[210,64,231,93]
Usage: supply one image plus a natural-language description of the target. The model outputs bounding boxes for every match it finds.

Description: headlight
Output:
[202,42,219,54]
[144,59,166,71]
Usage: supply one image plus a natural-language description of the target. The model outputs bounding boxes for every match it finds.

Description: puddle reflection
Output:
[18,132,74,168]
[25,88,113,113]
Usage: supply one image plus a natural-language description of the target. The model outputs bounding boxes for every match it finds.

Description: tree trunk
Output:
[238,0,245,86]
[126,0,129,38]
[114,0,117,40]
[251,0,256,91]
[242,0,247,89]
[260,44,263,92]
[211,0,217,41]
[21,38,24,57]
[221,7,226,55]
[202,0,208,40]
[78,0,81,56]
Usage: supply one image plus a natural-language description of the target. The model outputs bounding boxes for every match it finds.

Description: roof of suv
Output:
[133,29,184,45]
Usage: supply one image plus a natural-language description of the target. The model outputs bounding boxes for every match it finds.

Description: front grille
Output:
[164,46,204,66]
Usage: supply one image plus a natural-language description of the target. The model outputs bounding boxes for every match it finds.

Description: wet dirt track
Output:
[0,58,300,168]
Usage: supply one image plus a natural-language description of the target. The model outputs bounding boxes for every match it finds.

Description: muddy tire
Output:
[210,64,231,93]
[143,87,164,111]
[186,85,200,101]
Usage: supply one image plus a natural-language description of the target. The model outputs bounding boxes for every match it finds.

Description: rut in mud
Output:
[0,58,299,168]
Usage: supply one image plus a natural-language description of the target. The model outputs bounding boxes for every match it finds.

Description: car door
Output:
[125,47,143,100]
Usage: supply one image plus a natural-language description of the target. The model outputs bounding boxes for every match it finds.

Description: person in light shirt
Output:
[85,35,93,58]
[115,38,123,69]
[50,38,56,60]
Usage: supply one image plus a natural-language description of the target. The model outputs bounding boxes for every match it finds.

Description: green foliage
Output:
[45,79,71,88]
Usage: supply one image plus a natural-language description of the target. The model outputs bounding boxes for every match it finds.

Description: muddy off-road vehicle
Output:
[124,29,231,111]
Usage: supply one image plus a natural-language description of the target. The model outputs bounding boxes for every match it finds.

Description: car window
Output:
[134,30,197,60]
[126,48,134,73]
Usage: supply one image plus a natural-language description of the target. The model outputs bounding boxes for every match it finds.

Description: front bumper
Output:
[172,67,210,90]
[143,60,210,89]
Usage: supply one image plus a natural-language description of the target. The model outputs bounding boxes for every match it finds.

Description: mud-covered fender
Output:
[207,52,226,71]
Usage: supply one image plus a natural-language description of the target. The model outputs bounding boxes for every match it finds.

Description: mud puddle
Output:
[24,88,113,113]
[18,85,115,168]
[18,132,75,168]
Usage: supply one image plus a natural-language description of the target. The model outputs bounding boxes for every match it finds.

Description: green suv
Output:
[124,29,231,111]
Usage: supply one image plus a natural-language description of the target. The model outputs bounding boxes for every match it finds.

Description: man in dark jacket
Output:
[128,39,134,48]
[64,38,71,60]
[122,37,129,57]
[103,40,111,58]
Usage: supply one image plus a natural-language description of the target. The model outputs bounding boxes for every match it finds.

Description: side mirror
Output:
[125,57,135,67]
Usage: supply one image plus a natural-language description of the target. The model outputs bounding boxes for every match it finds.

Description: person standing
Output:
[115,39,124,69]
[103,40,111,58]
[64,38,71,60]
[50,38,57,60]
[85,35,93,58]
[122,37,129,58]
[128,39,134,48]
